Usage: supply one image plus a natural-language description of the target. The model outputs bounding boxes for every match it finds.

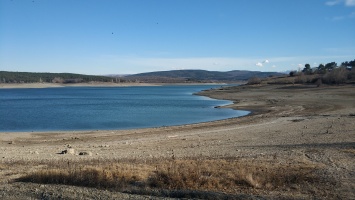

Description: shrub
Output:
[322,67,349,84]
[348,69,355,81]
[294,73,307,84]
[247,77,262,85]
[289,71,297,77]
[52,77,64,83]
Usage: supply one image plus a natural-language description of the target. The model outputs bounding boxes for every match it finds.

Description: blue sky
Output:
[1,0,354,75]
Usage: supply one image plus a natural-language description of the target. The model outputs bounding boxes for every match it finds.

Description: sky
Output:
[0,0,354,75]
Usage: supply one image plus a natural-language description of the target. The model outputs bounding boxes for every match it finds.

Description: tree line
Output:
[289,59,355,84]
[0,71,123,84]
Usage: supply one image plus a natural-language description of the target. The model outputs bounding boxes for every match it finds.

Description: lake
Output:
[0,85,249,132]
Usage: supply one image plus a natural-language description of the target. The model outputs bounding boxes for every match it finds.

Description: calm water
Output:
[0,85,249,132]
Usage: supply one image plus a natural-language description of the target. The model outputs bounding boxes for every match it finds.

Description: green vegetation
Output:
[0,71,118,84]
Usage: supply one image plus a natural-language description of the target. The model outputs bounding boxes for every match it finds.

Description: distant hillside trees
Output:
[0,71,121,84]
[302,64,312,75]
[342,60,355,70]
[291,59,355,84]
[325,62,337,70]
[317,64,326,74]
[126,70,284,83]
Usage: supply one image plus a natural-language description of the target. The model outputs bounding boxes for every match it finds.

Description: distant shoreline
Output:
[0,82,235,89]
[0,82,161,89]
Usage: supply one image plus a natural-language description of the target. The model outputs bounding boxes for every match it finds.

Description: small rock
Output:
[79,151,92,156]
[8,141,15,144]
[61,148,75,155]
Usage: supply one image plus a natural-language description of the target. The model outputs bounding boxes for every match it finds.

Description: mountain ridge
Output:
[125,69,285,82]
[0,70,286,84]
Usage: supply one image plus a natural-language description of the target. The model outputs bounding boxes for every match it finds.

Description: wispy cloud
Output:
[326,0,342,6]
[326,0,355,6]
[255,59,270,67]
[255,62,263,67]
[326,0,355,21]
[323,47,355,53]
[331,16,346,21]
[330,12,355,21]
[345,0,355,6]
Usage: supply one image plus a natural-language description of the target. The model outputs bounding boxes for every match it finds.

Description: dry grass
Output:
[342,148,355,154]
[247,77,262,85]
[16,157,320,196]
[149,158,319,191]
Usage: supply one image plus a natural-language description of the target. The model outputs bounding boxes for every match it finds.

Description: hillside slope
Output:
[126,69,284,82]
[0,71,116,83]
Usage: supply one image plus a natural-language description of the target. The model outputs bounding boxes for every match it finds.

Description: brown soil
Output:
[1,84,354,199]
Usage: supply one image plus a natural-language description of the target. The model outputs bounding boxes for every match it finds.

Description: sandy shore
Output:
[0,84,354,199]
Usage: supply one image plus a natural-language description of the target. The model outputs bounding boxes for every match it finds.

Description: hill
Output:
[0,71,118,84]
[0,70,286,84]
[126,70,285,83]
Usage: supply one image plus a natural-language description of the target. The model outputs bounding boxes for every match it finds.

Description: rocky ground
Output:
[0,84,354,199]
